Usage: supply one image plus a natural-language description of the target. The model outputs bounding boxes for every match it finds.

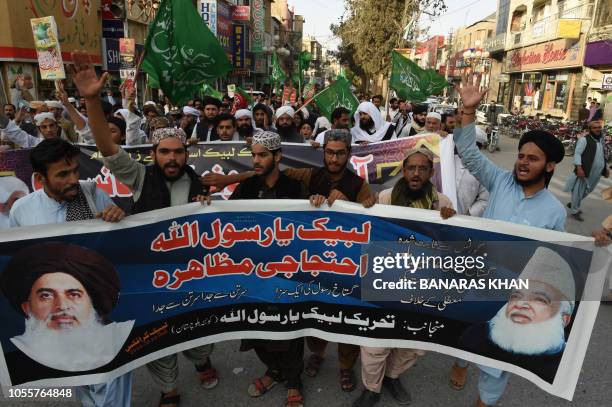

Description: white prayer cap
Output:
[518,247,575,301]
[114,109,129,121]
[235,109,252,119]
[44,100,63,110]
[275,106,295,121]
[426,111,442,121]
[67,97,77,103]
[0,176,29,203]
[34,112,56,126]
[144,101,157,106]
[252,130,281,151]
[183,106,201,117]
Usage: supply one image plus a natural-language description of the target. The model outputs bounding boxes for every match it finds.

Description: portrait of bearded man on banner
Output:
[0,242,134,372]
[459,246,576,383]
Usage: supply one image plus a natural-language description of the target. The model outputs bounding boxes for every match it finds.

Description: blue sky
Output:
[290,0,498,50]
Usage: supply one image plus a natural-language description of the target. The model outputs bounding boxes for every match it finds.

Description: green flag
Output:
[202,83,223,100]
[271,51,287,88]
[141,0,232,106]
[390,50,449,103]
[312,77,359,121]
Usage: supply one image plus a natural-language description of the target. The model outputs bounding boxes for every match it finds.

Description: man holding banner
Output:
[230,131,306,407]
[451,73,567,407]
[70,51,218,407]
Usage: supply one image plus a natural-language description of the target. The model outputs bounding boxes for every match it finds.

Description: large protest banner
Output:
[0,201,609,401]
[0,134,456,211]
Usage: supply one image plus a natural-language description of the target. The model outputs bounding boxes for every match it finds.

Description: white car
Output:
[476,104,509,125]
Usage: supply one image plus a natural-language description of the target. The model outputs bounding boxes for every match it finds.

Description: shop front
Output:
[0,1,101,105]
[504,35,586,119]
[583,40,612,121]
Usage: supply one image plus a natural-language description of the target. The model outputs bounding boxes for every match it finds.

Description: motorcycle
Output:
[486,125,499,153]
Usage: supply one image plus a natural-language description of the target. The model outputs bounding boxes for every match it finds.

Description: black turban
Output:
[412,104,428,115]
[519,130,565,164]
[0,242,120,319]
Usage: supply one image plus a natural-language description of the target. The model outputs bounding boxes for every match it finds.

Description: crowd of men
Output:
[0,51,610,407]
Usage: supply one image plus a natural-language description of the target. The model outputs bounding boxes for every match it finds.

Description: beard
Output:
[488,303,567,356]
[157,161,186,182]
[359,118,375,131]
[237,124,254,138]
[276,123,294,138]
[404,180,430,200]
[414,117,426,127]
[254,161,275,178]
[513,166,548,187]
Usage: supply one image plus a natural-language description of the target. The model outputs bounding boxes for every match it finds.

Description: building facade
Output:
[496,0,596,119]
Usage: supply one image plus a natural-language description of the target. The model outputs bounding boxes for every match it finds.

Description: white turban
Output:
[183,106,201,117]
[350,101,391,143]
[114,109,129,121]
[426,112,441,121]
[44,100,63,110]
[235,109,252,120]
[144,101,156,106]
[34,112,56,126]
[275,106,295,121]
[0,176,29,203]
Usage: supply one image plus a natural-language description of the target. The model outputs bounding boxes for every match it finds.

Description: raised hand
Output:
[69,51,109,99]
[455,73,488,109]
[55,80,69,104]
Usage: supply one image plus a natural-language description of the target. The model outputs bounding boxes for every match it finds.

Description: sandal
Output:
[159,391,180,407]
[304,354,324,377]
[197,365,219,389]
[450,362,468,391]
[248,376,279,397]
[285,392,304,407]
[340,369,356,392]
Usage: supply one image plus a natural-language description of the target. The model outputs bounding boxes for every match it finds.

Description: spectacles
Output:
[324,149,348,158]
[405,165,431,174]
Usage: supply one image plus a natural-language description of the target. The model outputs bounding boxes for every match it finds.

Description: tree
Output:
[334,0,447,93]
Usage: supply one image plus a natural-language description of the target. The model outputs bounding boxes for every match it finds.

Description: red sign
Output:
[505,37,585,72]
[101,0,117,20]
[231,6,250,21]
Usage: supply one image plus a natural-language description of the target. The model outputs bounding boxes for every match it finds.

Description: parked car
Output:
[476,104,510,125]
[428,104,455,115]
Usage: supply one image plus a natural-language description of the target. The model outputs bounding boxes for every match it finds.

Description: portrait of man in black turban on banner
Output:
[0,242,133,372]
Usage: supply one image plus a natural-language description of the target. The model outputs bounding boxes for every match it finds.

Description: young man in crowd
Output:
[274,106,304,143]
[353,146,455,407]
[194,96,221,141]
[230,131,306,407]
[312,107,351,147]
[451,73,566,406]
[9,138,127,406]
[70,50,217,407]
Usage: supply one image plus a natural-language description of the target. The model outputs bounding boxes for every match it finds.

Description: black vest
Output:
[132,165,206,214]
[230,173,303,200]
[308,167,364,203]
[580,135,604,177]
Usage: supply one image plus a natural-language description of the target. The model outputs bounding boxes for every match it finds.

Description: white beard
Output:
[488,304,566,356]
[11,311,134,372]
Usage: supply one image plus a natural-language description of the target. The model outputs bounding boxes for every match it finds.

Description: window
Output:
[594,0,612,27]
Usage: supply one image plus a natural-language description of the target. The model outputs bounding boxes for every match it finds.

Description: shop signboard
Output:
[505,36,586,73]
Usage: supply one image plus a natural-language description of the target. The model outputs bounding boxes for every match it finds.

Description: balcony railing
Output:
[507,1,595,48]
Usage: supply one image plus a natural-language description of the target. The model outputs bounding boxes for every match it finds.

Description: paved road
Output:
[2,133,611,407]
